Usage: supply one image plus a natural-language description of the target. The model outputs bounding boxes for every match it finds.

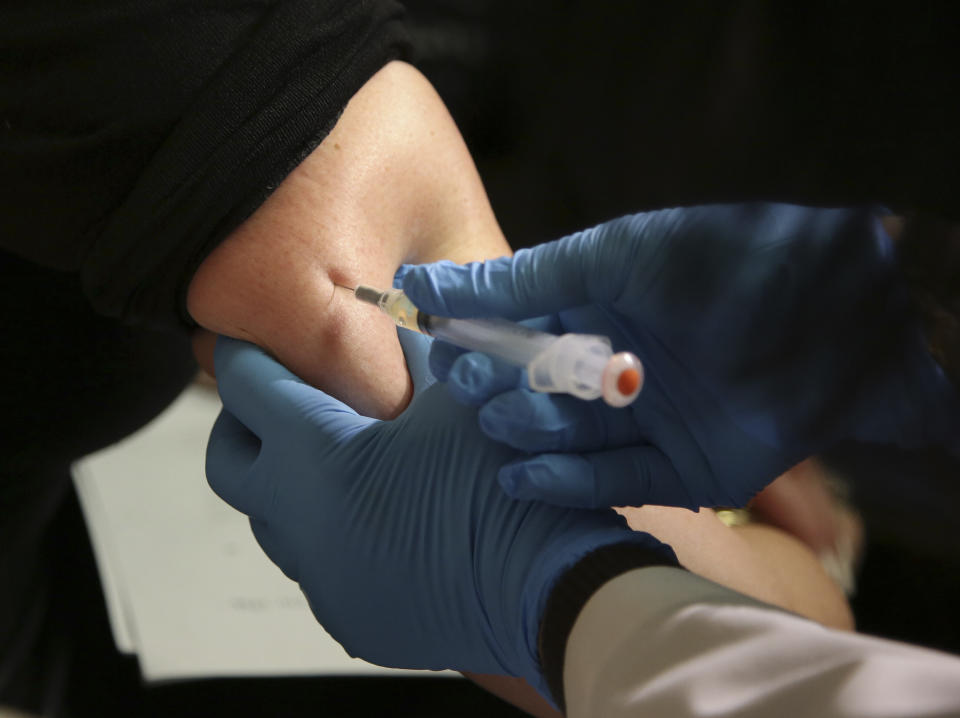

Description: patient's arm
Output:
[187,60,508,418]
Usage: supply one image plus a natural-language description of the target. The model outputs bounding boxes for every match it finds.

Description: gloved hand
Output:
[206,335,674,702]
[401,203,960,510]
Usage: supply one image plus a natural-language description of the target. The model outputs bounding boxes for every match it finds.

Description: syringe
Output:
[342,284,643,407]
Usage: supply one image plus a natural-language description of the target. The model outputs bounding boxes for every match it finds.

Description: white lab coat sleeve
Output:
[563,566,960,717]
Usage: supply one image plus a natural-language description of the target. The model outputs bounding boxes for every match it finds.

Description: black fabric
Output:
[1,0,409,327]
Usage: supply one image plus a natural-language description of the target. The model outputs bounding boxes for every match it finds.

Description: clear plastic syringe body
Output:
[353,285,643,407]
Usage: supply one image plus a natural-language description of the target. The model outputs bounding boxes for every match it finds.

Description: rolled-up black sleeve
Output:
[1,0,409,326]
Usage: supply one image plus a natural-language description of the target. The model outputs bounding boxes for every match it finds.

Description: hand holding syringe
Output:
[339,284,643,407]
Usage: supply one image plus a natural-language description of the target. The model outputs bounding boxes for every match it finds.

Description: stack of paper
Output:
[72,384,449,682]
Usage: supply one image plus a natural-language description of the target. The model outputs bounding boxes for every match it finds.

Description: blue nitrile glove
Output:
[402,203,960,510]
[205,335,675,702]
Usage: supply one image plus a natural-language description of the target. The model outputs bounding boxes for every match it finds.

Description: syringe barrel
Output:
[421,314,555,366]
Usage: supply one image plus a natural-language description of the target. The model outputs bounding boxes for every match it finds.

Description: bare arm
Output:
[186,60,508,418]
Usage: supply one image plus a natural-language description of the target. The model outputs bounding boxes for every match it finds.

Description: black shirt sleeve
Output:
[1,0,409,327]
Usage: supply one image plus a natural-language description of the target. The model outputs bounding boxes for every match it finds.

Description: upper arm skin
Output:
[186,61,509,418]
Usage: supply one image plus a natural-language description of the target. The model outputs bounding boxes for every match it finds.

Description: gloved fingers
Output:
[396,328,436,396]
[206,409,272,519]
[446,352,526,407]
[497,446,695,510]
[477,391,642,451]
[399,216,647,320]
[250,517,299,582]
[214,336,309,440]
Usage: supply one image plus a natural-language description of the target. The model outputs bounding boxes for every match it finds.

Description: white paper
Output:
[73,384,450,682]
[72,467,138,654]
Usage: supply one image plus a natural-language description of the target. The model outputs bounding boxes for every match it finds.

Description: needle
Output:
[333,282,356,292]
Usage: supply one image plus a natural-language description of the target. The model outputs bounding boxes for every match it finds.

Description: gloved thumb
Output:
[215,336,373,443]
